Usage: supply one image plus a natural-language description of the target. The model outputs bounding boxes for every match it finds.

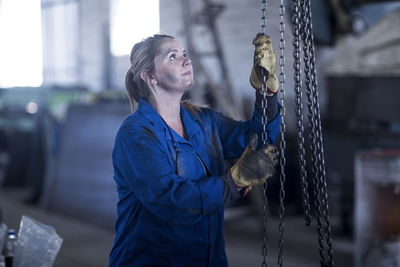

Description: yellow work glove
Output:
[229,133,278,192]
[250,33,279,94]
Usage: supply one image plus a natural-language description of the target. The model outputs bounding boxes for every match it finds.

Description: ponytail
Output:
[125,69,137,111]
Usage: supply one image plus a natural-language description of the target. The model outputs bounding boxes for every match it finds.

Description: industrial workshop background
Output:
[0,0,400,266]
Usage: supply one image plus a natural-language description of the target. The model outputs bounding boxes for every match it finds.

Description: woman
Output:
[109,33,280,266]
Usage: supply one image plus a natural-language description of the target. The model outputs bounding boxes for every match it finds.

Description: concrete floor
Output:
[0,187,354,267]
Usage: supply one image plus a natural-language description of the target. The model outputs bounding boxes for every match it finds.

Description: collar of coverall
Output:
[138,97,202,141]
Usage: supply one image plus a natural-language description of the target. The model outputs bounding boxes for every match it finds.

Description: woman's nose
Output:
[182,57,191,67]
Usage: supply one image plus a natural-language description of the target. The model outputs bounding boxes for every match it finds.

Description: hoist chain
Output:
[277,1,287,266]
[301,0,327,264]
[261,0,267,35]
[304,0,334,265]
[256,0,334,266]
[260,0,269,266]
[261,73,269,267]
[260,0,269,146]
[292,0,312,227]
[261,181,268,267]
[300,0,334,266]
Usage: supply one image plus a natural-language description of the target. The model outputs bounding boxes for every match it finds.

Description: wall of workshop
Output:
[42,0,110,92]
[42,0,334,131]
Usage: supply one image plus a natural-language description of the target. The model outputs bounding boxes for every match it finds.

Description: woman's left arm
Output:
[214,92,281,159]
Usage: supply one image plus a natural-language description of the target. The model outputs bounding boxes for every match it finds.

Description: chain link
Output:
[261,75,269,266]
[261,77,269,146]
[261,0,267,35]
[259,0,334,266]
[299,0,335,265]
[261,182,268,267]
[260,1,269,266]
[277,1,286,266]
[301,0,327,264]
[304,0,334,265]
[292,0,312,227]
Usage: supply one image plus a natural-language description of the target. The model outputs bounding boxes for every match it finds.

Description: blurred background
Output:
[1,0,400,266]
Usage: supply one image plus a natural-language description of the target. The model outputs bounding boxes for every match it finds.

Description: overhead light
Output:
[25,101,38,114]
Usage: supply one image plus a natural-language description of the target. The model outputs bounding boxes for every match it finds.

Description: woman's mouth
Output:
[182,71,192,76]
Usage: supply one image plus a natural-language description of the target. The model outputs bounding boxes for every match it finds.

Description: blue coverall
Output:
[109,98,280,266]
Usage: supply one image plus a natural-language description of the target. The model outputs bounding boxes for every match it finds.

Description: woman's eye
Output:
[169,54,177,60]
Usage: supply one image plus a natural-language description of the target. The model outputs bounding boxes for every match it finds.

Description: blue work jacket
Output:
[109,98,280,267]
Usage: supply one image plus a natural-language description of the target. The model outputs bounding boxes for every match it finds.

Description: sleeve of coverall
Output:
[214,96,281,159]
[113,125,224,225]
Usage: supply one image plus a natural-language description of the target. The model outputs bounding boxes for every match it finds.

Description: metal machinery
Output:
[324,4,400,236]
[0,86,90,201]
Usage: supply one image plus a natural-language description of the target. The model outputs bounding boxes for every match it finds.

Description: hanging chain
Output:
[261,72,269,267]
[260,0,269,266]
[277,1,286,266]
[304,0,334,265]
[255,1,334,266]
[292,0,312,227]
[261,0,267,35]
[301,0,327,264]
[299,0,334,265]
[260,0,269,146]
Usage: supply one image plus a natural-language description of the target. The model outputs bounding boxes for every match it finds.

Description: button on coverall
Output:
[109,98,280,266]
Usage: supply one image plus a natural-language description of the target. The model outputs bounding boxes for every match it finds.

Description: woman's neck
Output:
[157,101,181,125]
[148,85,188,139]
[151,92,181,123]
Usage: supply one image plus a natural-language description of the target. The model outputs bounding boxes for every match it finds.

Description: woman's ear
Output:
[140,70,157,87]
[139,70,148,82]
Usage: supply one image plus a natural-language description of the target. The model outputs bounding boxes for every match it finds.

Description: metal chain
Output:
[260,1,269,266]
[256,1,335,266]
[261,181,268,267]
[260,0,269,146]
[261,0,267,35]
[277,1,286,266]
[304,0,334,265]
[261,82,269,146]
[291,0,312,227]
[261,73,269,267]
[301,0,327,264]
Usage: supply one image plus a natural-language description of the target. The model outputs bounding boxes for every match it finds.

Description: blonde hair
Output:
[125,34,173,111]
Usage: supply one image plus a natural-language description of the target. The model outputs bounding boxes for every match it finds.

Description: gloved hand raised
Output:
[250,33,279,94]
[229,133,278,189]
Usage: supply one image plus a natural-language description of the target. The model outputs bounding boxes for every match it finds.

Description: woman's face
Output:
[153,38,194,94]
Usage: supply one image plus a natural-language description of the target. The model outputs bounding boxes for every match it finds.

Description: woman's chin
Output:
[183,80,195,91]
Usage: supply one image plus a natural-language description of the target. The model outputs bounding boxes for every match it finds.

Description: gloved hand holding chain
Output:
[250,34,279,94]
[228,134,278,195]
